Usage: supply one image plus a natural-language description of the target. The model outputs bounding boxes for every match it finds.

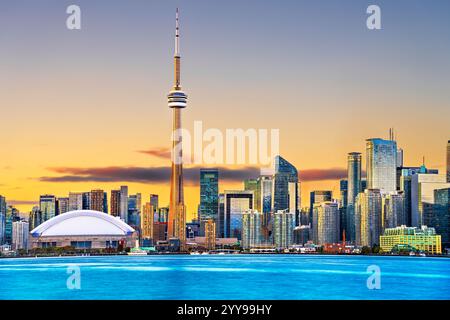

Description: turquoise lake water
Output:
[0,255,449,300]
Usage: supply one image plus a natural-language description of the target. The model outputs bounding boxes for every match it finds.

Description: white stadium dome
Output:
[30,210,135,237]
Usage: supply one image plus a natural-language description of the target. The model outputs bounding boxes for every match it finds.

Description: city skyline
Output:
[1,1,450,221]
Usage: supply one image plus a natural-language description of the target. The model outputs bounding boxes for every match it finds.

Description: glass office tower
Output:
[347,152,362,242]
[366,138,397,193]
[199,168,219,222]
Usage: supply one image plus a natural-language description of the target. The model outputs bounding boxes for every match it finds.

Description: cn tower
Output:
[167,8,187,246]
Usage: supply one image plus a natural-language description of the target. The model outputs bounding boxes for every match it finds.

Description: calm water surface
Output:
[0,255,449,300]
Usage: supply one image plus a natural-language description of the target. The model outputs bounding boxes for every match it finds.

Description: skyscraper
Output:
[141,202,154,243]
[447,140,450,183]
[12,220,29,251]
[314,202,340,245]
[68,192,83,211]
[432,188,450,248]
[119,186,128,222]
[57,197,69,215]
[199,168,219,222]
[346,152,362,242]
[223,190,253,239]
[110,190,121,217]
[90,189,106,213]
[5,206,19,244]
[272,156,300,225]
[204,219,216,250]
[0,195,6,245]
[366,138,397,193]
[273,210,295,249]
[309,190,332,226]
[150,194,159,211]
[355,189,382,247]
[411,173,450,227]
[167,9,187,245]
[382,191,405,230]
[39,195,56,222]
[128,193,141,227]
[244,178,261,212]
[242,210,263,249]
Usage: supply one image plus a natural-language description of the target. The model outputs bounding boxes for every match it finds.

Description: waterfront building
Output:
[272,156,300,225]
[223,190,253,239]
[242,210,263,249]
[204,219,216,250]
[430,188,450,248]
[39,195,56,222]
[355,189,382,247]
[366,138,397,193]
[0,195,6,244]
[314,202,339,245]
[347,152,362,242]
[411,173,450,227]
[30,210,136,249]
[68,192,83,211]
[119,186,129,223]
[382,191,406,229]
[57,197,69,215]
[199,168,219,222]
[273,210,294,249]
[380,225,442,254]
[12,220,29,251]
[141,202,154,242]
[110,190,121,217]
[167,9,188,247]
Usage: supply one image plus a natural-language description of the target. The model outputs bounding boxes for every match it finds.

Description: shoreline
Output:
[1,252,448,260]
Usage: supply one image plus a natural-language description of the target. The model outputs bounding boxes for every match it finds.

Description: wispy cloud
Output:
[137,147,171,159]
[39,166,260,185]
[7,200,38,206]
[300,168,346,182]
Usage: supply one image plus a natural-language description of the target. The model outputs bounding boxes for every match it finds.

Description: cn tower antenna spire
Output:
[175,8,180,57]
[174,8,181,89]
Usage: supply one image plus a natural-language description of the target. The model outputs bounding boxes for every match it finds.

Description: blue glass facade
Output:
[199,168,219,222]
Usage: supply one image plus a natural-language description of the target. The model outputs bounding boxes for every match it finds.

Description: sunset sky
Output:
[1,0,449,220]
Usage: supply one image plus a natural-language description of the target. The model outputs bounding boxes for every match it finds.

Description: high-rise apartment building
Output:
[5,206,19,244]
[382,191,406,230]
[57,197,69,215]
[204,219,216,250]
[347,152,362,242]
[68,192,83,211]
[273,210,294,249]
[244,178,260,212]
[366,138,397,193]
[242,210,263,249]
[314,202,339,245]
[309,190,332,226]
[141,202,154,241]
[119,186,128,222]
[355,189,382,247]
[39,195,56,222]
[128,193,142,227]
[150,194,159,211]
[0,195,6,245]
[90,190,106,213]
[110,190,121,217]
[12,220,29,251]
